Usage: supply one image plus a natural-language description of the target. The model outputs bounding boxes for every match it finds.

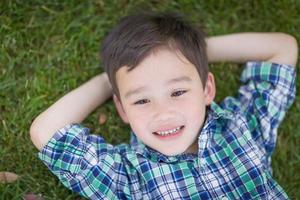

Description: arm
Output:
[206,33,297,161]
[30,73,113,150]
[206,32,298,66]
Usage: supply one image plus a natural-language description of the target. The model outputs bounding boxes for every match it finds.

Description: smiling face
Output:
[114,48,215,156]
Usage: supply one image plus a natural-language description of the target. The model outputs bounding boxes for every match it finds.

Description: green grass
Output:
[1,0,299,199]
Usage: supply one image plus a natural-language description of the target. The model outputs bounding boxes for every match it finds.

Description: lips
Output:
[153,125,185,137]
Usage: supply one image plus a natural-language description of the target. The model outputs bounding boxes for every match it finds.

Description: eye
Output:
[171,90,187,97]
[134,99,150,105]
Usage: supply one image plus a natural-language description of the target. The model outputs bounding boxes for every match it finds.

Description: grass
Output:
[0,0,299,199]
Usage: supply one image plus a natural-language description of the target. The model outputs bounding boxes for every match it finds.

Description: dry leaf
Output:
[98,113,107,125]
[23,193,44,200]
[0,171,19,183]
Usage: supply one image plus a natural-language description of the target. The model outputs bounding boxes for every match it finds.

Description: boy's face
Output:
[114,48,215,156]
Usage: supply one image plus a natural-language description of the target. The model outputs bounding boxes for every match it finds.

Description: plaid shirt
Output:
[39,61,296,199]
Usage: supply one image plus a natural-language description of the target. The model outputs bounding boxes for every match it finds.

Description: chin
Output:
[160,148,186,156]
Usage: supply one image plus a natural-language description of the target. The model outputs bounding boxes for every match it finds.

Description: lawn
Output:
[0,0,299,199]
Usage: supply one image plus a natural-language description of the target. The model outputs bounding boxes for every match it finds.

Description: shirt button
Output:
[221,196,228,200]
[199,158,206,165]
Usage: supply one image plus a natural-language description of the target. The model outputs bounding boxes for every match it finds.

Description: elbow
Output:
[276,33,298,66]
[30,120,38,143]
[30,115,63,151]
[29,118,43,151]
[282,33,298,55]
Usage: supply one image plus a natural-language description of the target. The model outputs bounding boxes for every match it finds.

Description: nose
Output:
[152,99,176,123]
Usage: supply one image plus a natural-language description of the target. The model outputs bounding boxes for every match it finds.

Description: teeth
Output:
[156,126,182,136]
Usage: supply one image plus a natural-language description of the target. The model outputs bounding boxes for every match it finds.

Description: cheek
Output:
[180,95,206,120]
[185,103,203,120]
[127,109,149,130]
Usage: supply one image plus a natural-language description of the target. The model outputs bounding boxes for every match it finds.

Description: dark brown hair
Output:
[101,12,208,98]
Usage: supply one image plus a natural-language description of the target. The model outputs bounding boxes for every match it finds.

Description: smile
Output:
[154,126,185,136]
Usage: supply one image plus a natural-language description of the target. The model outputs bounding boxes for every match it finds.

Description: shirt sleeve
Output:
[221,61,296,159]
[38,124,130,199]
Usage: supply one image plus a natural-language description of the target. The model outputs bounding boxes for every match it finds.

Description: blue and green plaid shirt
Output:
[39,61,296,199]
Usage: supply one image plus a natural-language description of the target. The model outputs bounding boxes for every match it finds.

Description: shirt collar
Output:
[197,102,233,158]
[129,101,233,163]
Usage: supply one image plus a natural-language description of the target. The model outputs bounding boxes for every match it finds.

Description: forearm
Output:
[206,33,298,66]
[30,73,112,150]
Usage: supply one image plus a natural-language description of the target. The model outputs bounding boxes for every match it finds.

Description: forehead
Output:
[115,48,201,96]
[116,48,197,80]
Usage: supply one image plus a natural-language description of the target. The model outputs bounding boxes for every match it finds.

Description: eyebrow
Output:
[124,76,192,99]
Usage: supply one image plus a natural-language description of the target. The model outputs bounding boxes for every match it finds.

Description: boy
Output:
[30,12,298,199]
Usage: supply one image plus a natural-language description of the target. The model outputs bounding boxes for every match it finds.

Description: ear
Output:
[113,94,129,124]
[204,72,216,105]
